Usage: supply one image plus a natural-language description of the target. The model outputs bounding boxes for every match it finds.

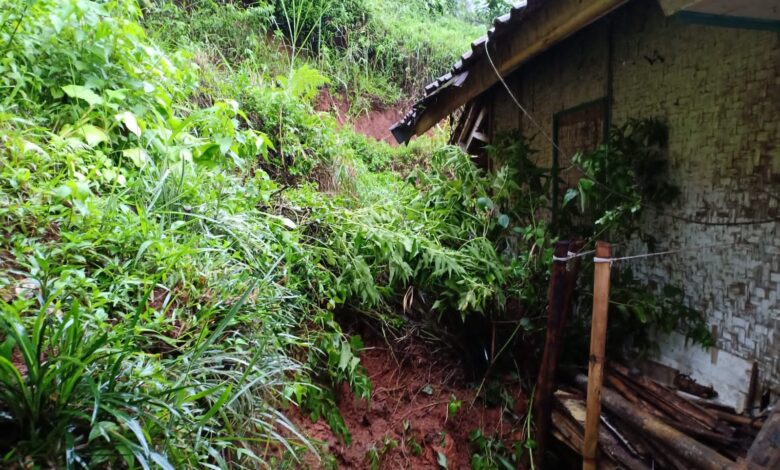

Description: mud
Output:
[293,328,527,469]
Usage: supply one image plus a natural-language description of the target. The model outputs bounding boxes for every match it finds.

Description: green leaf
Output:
[199,385,233,423]
[563,188,578,206]
[149,452,175,470]
[338,341,352,370]
[76,124,109,147]
[62,85,103,106]
[123,148,148,167]
[436,451,448,469]
[277,64,330,100]
[447,397,461,417]
[115,111,141,137]
[476,197,493,210]
[279,217,297,230]
[89,421,119,443]
[497,455,514,470]
[497,214,510,228]
[53,185,72,200]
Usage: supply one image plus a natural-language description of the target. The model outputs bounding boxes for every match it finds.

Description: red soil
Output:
[293,329,527,469]
[315,88,408,144]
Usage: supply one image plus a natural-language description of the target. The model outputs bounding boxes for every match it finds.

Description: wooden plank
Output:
[576,375,736,470]
[598,415,651,470]
[555,391,650,469]
[610,363,719,430]
[464,107,487,150]
[743,406,780,469]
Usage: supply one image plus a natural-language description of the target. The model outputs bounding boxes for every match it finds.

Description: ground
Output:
[293,323,527,469]
[315,88,410,144]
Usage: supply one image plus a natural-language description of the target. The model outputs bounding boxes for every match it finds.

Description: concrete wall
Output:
[488,0,779,408]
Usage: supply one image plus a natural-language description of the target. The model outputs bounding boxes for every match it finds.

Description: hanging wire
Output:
[592,242,738,265]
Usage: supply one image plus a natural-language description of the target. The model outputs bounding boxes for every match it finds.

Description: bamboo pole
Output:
[575,375,736,470]
[583,241,612,470]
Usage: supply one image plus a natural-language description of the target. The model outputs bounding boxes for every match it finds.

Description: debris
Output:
[550,364,769,469]
[674,373,717,399]
[743,406,780,469]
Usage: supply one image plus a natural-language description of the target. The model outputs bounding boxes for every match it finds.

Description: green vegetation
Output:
[0,0,520,466]
[0,0,709,468]
[145,0,484,114]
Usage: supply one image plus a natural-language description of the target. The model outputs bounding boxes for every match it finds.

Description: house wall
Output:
[489,0,779,408]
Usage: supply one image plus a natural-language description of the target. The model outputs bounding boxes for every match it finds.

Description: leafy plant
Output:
[447,394,462,418]
[557,118,712,356]
[0,0,379,466]
[0,299,172,468]
[469,429,522,470]
[563,118,680,242]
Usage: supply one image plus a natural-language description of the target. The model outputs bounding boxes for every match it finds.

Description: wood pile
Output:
[551,363,770,469]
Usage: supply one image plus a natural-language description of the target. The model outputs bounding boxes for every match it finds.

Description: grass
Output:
[0,0,530,466]
[144,0,484,114]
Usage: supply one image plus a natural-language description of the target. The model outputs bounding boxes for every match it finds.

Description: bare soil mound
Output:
[293,327,527,469]
[315,88,408,144]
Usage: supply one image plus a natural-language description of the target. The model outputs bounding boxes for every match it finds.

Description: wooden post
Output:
[533,240,569,468]
[583,241,612,470]
[533,240,585,468]
[745,361,758,416]
[743,404,780,469]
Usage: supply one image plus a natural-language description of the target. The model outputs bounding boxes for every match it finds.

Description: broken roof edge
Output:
[391,0,629,144]
[391,2,536,144]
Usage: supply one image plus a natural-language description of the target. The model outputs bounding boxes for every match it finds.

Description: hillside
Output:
[0,0,532,468]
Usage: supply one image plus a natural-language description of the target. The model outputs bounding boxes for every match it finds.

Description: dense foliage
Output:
[0,0,525,466]
[145,0,484,113]
[0,0,710,468]
[559,119,712,357]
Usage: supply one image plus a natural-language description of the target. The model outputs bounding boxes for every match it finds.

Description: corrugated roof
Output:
[391,1,541,143]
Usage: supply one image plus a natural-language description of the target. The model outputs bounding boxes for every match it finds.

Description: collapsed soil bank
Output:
[293,327,527,469]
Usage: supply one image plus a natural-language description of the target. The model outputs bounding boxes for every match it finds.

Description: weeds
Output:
[144,0,483,111]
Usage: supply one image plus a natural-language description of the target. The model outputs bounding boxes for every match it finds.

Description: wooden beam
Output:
[533,241,572,469]
[743,406,780,469]
[411,0,628,138]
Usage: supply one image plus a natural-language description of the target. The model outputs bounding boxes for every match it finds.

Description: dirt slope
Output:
[316,89,408,144]
[294,327,526,469]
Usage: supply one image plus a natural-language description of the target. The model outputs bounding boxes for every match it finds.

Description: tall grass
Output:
[1,0,545,467]
[144,0,483,112]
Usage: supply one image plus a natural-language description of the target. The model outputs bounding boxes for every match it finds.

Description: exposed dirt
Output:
[315,88,409,144]
[293,326,527,469]
[303,87,528,469]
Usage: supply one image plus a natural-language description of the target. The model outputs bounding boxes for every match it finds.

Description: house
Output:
[392,0,779,410]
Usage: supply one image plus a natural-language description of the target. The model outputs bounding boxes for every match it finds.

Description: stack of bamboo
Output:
[551,363,769,469]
